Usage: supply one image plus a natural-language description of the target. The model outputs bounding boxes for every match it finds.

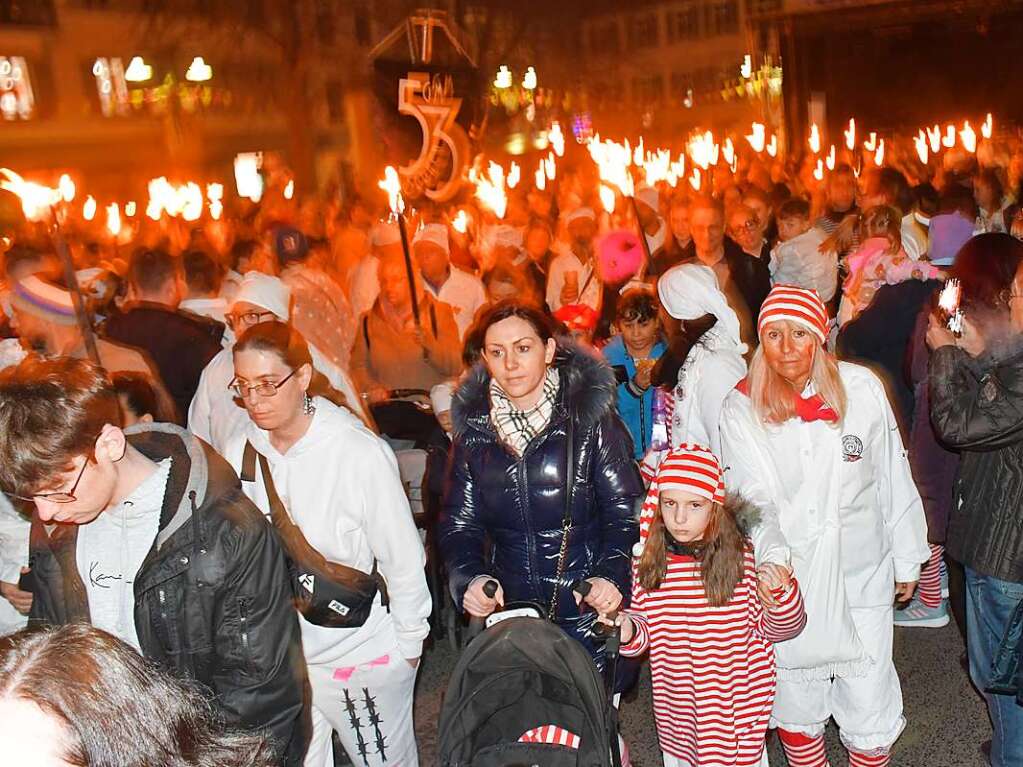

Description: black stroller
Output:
[437,593,623,767]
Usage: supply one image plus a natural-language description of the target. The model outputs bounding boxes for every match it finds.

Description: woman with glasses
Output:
[224,320,431,767]
[188,271,368,454]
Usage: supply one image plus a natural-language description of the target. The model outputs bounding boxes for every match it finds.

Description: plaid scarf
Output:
[489,369,561,457]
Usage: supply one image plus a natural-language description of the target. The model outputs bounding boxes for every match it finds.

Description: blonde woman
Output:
[719,285,929,767]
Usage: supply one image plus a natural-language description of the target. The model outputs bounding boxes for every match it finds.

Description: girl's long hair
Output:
[746,342,847,426]
[637,498,748,606]
[234,320,352,411]
[0,624,277,767]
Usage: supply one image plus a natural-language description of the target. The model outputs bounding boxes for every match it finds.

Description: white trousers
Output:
[770,606,905,753]
[304,650,419,767]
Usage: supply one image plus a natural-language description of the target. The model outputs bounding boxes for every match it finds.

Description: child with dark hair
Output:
[602,288,667,460]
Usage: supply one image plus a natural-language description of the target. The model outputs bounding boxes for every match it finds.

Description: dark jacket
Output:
[103,303,224,423]
[929,343,1023,582]
[439,342,643,666]
[648,237,696,279]
[837,279,941,435]
[28,423,304,758]
[906,303,959,542]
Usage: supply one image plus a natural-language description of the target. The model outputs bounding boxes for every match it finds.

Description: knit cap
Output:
[229,271,291,320]
[635,444,726,555]
[412,223,449,255]
[757,284,829,345]
[11,275,77,326]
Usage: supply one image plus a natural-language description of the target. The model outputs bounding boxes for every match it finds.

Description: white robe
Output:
[719,362,929,679]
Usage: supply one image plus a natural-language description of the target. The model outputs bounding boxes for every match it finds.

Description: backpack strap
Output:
[240,440,257,483]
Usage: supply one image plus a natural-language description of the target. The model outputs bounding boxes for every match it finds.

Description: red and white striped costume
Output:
[622,550,805,766]
[626,445,806,767]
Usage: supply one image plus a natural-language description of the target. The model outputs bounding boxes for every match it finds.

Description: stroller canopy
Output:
[438,616,617,767]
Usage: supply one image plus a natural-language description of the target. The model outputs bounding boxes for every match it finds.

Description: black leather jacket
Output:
[929,343,1023,582]
[439,342,643,666]
[29,423,304,759]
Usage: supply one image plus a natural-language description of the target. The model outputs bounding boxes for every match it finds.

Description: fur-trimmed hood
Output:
[452,338,617,439]
[728,493,762,536]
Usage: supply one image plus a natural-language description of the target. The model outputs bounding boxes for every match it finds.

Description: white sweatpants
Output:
[770,606,905,753]
[304,650,419,767]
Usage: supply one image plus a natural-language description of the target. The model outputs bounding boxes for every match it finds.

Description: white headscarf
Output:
[657,264,747,354]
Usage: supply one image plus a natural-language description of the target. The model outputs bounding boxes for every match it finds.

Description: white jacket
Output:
[0,494,29,635]
[546,250,602,313]
[671,343,746,457]
[719,362,929,677]
[225,399,431,666]
[188,343,368,454]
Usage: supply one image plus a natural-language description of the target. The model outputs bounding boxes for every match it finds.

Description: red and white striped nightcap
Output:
[636,444,726,554]
[757,284,829,345]
[519,725,581,750]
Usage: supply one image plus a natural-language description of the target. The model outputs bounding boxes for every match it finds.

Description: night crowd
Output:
[0,131,1022,767]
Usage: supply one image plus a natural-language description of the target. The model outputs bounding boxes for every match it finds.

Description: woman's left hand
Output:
[895,581,918,602]
[577,577,623,616]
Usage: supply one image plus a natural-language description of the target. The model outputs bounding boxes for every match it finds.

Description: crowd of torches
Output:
[0,113,1001,246]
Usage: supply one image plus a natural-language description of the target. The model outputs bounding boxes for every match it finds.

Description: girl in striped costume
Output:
[608,445,806,767]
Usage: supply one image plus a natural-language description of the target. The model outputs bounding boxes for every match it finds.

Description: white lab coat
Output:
[719,362,929,678]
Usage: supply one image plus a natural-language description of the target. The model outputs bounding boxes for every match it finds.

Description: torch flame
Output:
[826,145,836,171]
[0,169,62,221]
[544,152,556,181]
[927,124,942,154]
[549,122,565,157]
[959,121,977,153]
[874,139,885,167]
[808,123,821,155]
[746,123,766,153]
[914,131,929,165]
[535,163,546,191]
[105,203,121,236]
[813,159,824,182]
[474,161,508,219]
[943,124,955,149]
[507,161,521,190]
[125,201,137,217]
[863,132,877,153]
[938,278,961,315]
[58,174,76,203]
[377,166,405,216]
[452,209,469,234]
[981,113,993,140]
[844,118,856,151]
[83,195,97,221]
[766,135,778,157]
[599,185,616,215]
[689,168,701,191]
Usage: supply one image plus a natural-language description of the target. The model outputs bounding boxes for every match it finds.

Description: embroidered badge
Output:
[842,434,864,463]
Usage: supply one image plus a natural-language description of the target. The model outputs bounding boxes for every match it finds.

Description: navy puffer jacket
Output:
[439,341,643,667]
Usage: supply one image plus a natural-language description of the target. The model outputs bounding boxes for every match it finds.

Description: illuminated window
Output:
[0,57,34,120]
[666,3,700,42]
[92,57,130,117]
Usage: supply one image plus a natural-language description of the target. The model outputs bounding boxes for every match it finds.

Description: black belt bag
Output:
[241,441,389,628]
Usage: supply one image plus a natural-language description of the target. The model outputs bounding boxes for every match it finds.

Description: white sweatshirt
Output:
[0,494,30,634]
[225,399,431,666]
[76,459,170,652]
[719,362,929,677]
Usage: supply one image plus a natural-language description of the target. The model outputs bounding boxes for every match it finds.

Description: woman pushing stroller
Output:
[438,300,644,675]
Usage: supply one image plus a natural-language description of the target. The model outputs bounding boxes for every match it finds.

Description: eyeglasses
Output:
[227,310,277,329]
[229,368,297,399]
[11,459,89,504]
[729,220,757,234]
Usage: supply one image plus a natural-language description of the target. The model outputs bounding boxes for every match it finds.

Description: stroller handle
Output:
[482,579,499,598]
[571,579,618,639]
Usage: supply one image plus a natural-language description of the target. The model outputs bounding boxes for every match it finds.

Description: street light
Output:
[124,56,153,82]
[494,65,512,89]
[185,56,212,82]
[522,66,537,90]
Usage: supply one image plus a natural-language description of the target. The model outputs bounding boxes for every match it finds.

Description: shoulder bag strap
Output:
[548,415,575,620]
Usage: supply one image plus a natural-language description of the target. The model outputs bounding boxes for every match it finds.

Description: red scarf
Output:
[735,377,839,423]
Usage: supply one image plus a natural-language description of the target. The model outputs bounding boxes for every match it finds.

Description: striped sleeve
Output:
[622,560,651,656]
[758,577,806,643]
